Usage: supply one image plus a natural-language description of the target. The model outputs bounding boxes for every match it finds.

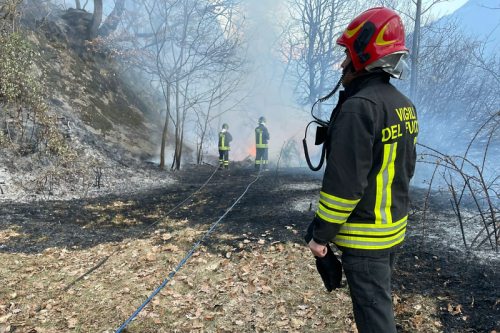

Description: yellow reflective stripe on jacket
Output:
[338,215,407,236]
[319,191,360,212]
[256,129,268,148]
[316,203,351,224]
[334,227,406,250]
[374,142,397,224]
[219,133,230,150]
[315,191,360,224]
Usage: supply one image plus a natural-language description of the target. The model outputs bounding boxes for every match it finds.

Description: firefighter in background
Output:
[255,116,270,170]
[218,123,232,169]
[305,7,418,333]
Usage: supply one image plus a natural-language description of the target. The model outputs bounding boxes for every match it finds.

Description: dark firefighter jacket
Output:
[308,72,418,255]
[218,131,232,151]
[255,124,270,148]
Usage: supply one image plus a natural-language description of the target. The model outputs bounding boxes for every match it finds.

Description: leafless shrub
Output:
[16,153,106,200]
[417,112,499,252]
[276,138,301,171]
[94,166,103,188]
[415,158,440,248]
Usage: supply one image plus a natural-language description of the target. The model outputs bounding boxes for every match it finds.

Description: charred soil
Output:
[0,165,498,332]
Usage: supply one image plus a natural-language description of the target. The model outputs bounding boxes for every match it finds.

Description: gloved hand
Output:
[314,243,342,292]
[304,221,343,292]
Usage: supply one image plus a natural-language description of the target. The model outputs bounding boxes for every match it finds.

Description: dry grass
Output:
[0,220,444,333]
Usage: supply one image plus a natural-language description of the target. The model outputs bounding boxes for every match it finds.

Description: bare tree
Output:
[395,0,449,100]
[87,0,102,39]
[138,0,244,170]
[159,83,171,170]
[280,0,358,112]
[413,21,499,134]
[409,0,422,99]
[140,0,176,170]
[98,0,125,37]
[194,70,246,164]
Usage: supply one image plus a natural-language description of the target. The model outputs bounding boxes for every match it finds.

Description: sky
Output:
[431,0,469,17]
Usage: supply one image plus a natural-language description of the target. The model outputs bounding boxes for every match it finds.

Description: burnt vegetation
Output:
[0,0,499,332]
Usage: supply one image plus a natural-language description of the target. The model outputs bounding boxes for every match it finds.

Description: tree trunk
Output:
[196,86,216,164]
[177,120,184,170]
[196,137,203,164]
[87,0,103,40]
[177,81,190,170]
[197,111,210,164]
[159,82,171,170]
[75,0,81,10]
[410,0,422,100]
[98,0,125,37]
[171,80,181,170]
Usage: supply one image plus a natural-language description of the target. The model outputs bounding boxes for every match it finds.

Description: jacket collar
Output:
[344,71,390,97]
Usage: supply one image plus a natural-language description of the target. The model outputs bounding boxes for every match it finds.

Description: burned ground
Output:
[0,165,498,332]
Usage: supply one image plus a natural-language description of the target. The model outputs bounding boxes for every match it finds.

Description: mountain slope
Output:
[435,0,499,54]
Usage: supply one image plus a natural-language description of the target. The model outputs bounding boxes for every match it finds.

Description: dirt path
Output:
[0,165,498,332]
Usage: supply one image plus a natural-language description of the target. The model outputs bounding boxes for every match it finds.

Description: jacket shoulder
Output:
[349,82,387,104]
[341,94,377,117]
[348,81,410,110]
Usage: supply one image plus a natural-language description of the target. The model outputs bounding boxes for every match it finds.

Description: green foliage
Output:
[0,30,68,156]
[0,32,41,105]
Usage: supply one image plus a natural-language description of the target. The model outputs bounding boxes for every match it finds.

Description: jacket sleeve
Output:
[227,132,233,143]
[264,127,270,141]
[312,98,375,244]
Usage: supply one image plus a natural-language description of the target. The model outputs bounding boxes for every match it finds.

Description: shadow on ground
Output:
[0,164,498,332]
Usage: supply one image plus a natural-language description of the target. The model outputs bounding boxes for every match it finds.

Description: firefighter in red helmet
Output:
[305,7,418,333]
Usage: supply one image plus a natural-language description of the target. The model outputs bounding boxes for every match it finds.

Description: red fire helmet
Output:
[336,7,408,72]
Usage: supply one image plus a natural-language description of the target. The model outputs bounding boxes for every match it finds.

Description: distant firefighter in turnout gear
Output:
[305,7,418,333]
[218,123,232,169]
[255,116,270,170]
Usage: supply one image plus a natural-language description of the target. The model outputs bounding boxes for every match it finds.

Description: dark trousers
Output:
[219,150,229,168]
[255,148,268,169]
[341,252,397,333]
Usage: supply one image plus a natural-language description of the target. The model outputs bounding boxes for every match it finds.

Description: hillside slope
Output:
[0,9,171,201]
[37,9,162,159]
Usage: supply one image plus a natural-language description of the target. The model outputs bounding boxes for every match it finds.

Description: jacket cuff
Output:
[304,220,326,244]
[312,215,341,245]
[304,221,314,244]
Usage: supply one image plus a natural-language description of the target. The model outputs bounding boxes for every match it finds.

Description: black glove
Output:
[314,244,342,292]
[304,221,342,291]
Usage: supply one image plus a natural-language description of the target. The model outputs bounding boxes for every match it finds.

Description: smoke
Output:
[216,0,309,165]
